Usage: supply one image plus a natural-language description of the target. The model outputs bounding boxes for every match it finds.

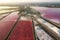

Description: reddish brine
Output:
[33,7,60,24]
[41,8,60,24]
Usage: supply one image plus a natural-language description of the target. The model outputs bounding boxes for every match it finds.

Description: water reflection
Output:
[0,6,19,14]
[0,6,18,10]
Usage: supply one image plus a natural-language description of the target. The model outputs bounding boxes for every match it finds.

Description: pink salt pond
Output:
[41,8,60,24]
[33,7,60,24]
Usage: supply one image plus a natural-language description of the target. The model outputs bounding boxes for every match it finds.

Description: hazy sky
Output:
[0,0,60,3]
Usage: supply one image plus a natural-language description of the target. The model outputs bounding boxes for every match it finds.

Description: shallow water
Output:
[0,6,18,14]
[32,7,60,24]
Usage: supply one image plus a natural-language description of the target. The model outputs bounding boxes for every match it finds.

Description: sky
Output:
[0,0,60,4]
